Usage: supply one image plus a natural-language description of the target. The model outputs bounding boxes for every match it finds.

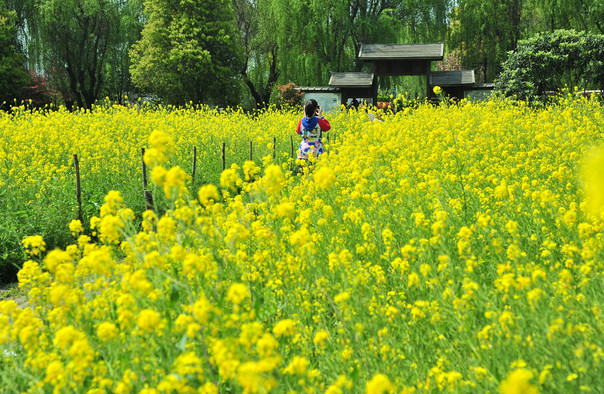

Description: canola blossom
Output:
[0,103,321,265]
[1,95,604,393]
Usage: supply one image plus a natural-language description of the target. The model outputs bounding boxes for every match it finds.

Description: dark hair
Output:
[304,99,319,118]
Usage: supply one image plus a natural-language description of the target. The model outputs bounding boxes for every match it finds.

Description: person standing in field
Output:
[296,99,331,161]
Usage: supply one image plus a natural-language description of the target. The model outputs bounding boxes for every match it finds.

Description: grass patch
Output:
[0,282,23,302]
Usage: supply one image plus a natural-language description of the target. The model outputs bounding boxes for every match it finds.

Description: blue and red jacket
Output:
[296,116,331,137]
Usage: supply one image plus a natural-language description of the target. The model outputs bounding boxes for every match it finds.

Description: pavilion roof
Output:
[429,70,476,86]
[328,72,375,87]
[358,43,444,61]
[295,86,340,92]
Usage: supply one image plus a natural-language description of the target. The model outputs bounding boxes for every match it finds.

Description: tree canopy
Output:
[3,0,141,108]
[130,0,244,106]
[2,0,604,108]
[495,29,604,100]
[38,0,120,109]
[0,3,28,107]
[102,0,145,104]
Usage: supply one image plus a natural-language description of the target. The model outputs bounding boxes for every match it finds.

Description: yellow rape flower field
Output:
[1,95,604,393]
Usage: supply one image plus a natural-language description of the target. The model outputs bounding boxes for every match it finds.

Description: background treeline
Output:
[1,0,604,110]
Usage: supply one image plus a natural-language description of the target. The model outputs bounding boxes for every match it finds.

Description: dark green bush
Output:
[495,30,604,101]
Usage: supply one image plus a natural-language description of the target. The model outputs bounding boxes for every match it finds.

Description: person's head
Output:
[304,99,319,118]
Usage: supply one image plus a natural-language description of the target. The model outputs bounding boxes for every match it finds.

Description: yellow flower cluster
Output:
[1,94,603,392]
[0,103,304,258]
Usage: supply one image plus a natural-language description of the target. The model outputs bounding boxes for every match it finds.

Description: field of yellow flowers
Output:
[0,103,302,280]
[1,95,604,393]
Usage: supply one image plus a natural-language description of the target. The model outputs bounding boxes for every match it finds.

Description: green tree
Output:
[38,0,120,109]
[524,0,604,33]
[0,2,28,107]
[130,0,244,106]
[263,0,453,95]
[376,0,451,95]
[234,0,366,106]
[5,0,143,106]
[447,0,604,85]
[101,0,145,104]
[233,0,279,107]
[450,0,524,83]
[588,0,604,33]
[3,0,40,70]
[495,29,604,101]
[269,0,399,85]
[377,0,450,44]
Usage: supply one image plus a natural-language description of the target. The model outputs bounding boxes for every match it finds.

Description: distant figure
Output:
[296,99,331,161]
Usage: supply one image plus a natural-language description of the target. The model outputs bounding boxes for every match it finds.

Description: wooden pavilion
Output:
[357,43,444,102]
[429,70,475,99]
[296,42,493,108]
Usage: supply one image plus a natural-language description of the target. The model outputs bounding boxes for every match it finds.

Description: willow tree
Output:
[388,0,450,43]
[130,0,244,106]
[523,0,604,33]
[3,0,40,70]
[232,0,279,107]
[3,0,143,106]
[101,0,145,104]
[233,0,358,106]
[38,0,119,109]
[244,0,451,98]
[448,0,604,84]
[449,0,524,82]
[268,0,400,86]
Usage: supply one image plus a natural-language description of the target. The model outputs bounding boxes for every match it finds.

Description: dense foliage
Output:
[130,0,244,106]
[2,0,143,108]
[38,0,121,109]
[3,0,604,107]
[0,3,27,107]
[495,30,604,101]
[1,95,603,392]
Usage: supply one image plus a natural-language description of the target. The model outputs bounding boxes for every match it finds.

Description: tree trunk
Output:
[243,74,263,107]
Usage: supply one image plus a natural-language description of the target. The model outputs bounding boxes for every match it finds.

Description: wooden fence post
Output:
[273,137,276,160]
[192,146,197,187]
[142,147,153,210]
[222,142,226,171]
[73,154,83,223]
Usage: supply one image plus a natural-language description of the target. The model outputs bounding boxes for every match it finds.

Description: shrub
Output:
[273,82,304,108]
[495,30,604,101]
[20,70,61,108]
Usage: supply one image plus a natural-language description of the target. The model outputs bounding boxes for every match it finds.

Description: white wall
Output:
[302,92,342,113]
[465,89,493,101]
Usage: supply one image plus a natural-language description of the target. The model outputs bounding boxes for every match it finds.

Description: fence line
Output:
[221,142,226,171]
[84,133,336,211]
[2,133,339,270]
